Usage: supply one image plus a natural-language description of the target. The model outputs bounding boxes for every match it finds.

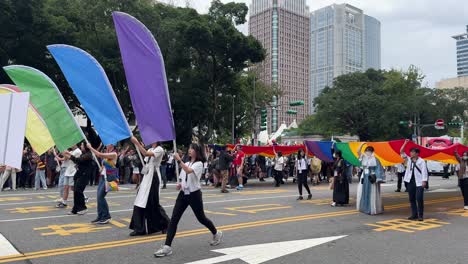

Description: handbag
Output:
[369,173,377,184]
[104,175,119,192]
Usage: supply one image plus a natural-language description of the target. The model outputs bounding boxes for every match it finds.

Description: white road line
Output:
[0,194,299,223]
[0,233,20,257]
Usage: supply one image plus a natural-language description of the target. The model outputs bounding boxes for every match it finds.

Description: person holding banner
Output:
[155,143,222,258]
[356,145,385,215]
[129,137,170,236]
[87,144,118,225]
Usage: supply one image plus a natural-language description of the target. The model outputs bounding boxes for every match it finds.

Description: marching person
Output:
[233,145,245,190]
[65,143,98,215]
[331,150,349,207]
[296,149,312,200]
[217,146,233,193]
[154,143,222,258]
[129,137,170,236]
[273,150,285,187]
[454,147,468,210]
[60,145,82,207]
[87,144,118,224]
[401,140,428,221]
[34,153,48,190]
[356,145,385,215]
[394,162,407,192]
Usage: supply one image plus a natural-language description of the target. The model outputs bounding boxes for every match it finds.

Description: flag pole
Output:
[173,139,180,183]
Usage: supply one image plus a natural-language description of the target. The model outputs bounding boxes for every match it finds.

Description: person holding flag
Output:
[87,144,118,225]
[129,136,170,236]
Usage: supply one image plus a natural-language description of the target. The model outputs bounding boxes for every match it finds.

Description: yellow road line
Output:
[0,196,461,263]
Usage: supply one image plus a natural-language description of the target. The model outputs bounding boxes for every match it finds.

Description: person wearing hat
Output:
[401,139,428,221]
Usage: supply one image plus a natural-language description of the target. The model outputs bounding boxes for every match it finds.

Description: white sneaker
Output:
[210,231,223,246]
[464,206,468,210]
[331,202,337,207]
[77,209,88,215]
[154,245,173,258]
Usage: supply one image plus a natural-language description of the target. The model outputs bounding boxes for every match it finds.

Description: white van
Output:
[426,160,445,175]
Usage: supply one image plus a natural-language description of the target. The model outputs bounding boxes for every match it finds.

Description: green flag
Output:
[4,65,84,152]
[335,142,361,166]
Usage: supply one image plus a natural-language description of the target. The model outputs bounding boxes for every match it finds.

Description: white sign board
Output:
[0,92,29,169]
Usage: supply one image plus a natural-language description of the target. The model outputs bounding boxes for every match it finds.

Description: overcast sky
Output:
[167,0,467,87]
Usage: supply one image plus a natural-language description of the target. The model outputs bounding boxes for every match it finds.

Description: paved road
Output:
[0,176,466,264]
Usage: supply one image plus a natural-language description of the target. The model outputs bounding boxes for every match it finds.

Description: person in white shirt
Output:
[394,162,407,192]
[129,137,170,236]
[155,143,222,258]
[401,140,428,221]
[296,149,312,200]
[273,150,285,187]
[56,145,81,207]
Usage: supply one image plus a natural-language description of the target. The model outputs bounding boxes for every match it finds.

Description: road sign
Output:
[185,235,347,264]
[435,119,444,130]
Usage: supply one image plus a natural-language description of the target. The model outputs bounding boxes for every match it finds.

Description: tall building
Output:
[453,25,468,77]
[309,4,381,113]
[249,0,310,132]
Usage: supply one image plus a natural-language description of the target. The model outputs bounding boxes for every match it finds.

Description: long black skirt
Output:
[333,177,349,205]
[129,172,170,234]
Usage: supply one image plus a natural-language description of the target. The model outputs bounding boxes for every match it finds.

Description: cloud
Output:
[167,0,467,86]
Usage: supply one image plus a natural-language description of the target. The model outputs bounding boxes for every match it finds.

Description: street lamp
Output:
[218,93,236,144]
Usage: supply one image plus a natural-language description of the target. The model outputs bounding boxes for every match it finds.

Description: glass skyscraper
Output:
[309,4,381,114]
[453,25,468,77]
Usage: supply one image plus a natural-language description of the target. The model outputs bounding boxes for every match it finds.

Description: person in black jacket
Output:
[217,147,234,193]
[64,143,98,215]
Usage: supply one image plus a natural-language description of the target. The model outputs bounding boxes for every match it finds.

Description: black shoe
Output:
[418,217,424,221]
[404,189,408,192]
[91,218,100,224]
[259,178,265,182]
[407,216,418,220]
[297,196,303,200]
[129,231,146,236]
[162,185,167,189]
[221,189,229,193]
[395,189,401,192]
[307,194,312,200]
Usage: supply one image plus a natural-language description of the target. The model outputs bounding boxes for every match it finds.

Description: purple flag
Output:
[112,12,175,144]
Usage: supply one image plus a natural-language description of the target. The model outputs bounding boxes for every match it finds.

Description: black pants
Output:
[459,178,468,206]
[130,173,169,234]
[297,171,311,196]
[273,170,283,187]
[407,178,424,218]
[397,172,406,191]
[165,190,217,246]
[72,177,88,213]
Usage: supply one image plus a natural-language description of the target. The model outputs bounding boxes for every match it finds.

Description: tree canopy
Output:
[0,0,268,146]
[311,67,467,141]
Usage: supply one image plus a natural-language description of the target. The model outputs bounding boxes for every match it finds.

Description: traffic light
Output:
[260,108,267,131]
[447,122,463,127]
[289,100,304,106]
[399,120,413,128]
[286,110,297,115]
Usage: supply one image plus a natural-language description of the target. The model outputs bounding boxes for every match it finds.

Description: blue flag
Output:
[48,44,131,145]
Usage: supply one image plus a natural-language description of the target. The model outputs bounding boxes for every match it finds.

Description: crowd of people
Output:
[1,139,467,257]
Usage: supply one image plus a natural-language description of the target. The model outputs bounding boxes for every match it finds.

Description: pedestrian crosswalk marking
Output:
[225,204,291,214]
[205,210,237,216]
[0,197,30,202]
[5,202,120,214]
[443,208,468,217]
[366,218,450,233]
[34,223,112,236]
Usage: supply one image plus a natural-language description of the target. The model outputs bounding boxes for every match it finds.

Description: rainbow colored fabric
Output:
[222,140,467,166]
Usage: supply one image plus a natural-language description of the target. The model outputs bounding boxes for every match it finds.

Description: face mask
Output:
[333,154,336,158]
[365,151,372,156]
[463,156,468,161]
